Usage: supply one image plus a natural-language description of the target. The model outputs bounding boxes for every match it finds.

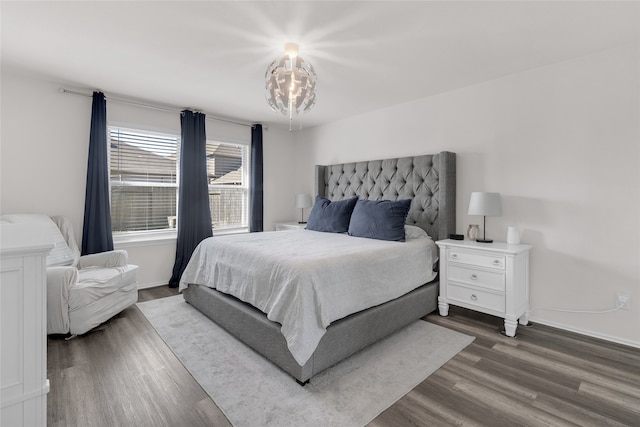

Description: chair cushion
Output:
[68,281,138,335]
[69,265,138,311]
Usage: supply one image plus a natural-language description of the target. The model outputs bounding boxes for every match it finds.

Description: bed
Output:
[180,151,456,383]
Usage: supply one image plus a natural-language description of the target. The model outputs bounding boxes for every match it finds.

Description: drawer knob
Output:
[493,260,501,266]
[470,274,478,280]
[451,254,458,259]
[470,294,478,301]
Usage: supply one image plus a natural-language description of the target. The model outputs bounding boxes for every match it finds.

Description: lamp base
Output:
[476,238,493,243]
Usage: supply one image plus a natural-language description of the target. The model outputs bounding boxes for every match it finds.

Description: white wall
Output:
[0,67,296,287]
[2,44,638,347]
[293,43,640,347]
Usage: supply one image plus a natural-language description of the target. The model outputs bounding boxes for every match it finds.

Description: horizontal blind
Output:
[207,141,249,230]
[110,127,179,233]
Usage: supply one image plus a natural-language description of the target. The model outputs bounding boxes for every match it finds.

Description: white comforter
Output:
[179,229,437,365]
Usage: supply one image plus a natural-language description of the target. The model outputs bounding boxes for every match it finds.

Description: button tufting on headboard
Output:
[315,152,456,240]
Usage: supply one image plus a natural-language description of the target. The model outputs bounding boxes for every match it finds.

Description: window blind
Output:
[110,127,179,232]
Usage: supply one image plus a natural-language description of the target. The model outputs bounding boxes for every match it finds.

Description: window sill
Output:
[214,227,250,236]
[113,230,177,248]
[112,228,249,248]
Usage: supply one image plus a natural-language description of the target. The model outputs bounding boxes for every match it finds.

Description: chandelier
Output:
[265,43,317,131]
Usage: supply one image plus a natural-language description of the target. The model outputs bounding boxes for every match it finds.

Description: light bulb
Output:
[284,43,299,58]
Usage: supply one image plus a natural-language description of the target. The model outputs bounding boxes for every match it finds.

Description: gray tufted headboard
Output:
[315,152,456,241]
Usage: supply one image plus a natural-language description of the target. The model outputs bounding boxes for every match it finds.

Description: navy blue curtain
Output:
[250,124,264,232]
[169,111,212,288]
[81,91,114,255]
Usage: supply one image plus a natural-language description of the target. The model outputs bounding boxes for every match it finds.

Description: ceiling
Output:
[2,1,638,129]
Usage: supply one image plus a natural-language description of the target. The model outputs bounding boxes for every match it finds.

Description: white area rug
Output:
[138,295,473,427]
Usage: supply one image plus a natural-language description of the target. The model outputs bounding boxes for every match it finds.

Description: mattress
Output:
[179,228,438,365]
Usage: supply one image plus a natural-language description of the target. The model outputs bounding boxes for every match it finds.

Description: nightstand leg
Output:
[503,319,518,337]
[519,311,530,326]
[438,297,449,316]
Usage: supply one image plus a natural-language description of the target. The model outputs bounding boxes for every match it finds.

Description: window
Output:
[109,126,250,235]
[110,127,179,233]
[206,141,249,232]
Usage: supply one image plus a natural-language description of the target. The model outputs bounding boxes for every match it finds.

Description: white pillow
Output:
[0,214,75,266]
[405,225,431,240]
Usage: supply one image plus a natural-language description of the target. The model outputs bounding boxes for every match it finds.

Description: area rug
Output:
[137,295,473,427]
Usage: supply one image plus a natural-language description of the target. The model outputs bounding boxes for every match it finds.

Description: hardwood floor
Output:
[48,286,640,426]
[47,286,230,427]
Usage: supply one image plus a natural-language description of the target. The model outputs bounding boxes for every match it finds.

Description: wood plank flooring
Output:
[47,286,640,426]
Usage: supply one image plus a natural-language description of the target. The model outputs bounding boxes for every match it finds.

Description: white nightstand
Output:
[274,221,307,231]
[435,239,532,337]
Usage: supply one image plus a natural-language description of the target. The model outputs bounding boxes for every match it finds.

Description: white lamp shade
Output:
[468,192,502,216]
[295,193,313,209]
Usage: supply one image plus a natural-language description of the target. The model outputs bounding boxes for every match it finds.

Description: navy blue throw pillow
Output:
[306,196,358,233]
[348,199,412,241]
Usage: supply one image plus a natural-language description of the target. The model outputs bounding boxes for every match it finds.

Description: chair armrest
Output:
[78,250,129,269]
[47,266,77,334]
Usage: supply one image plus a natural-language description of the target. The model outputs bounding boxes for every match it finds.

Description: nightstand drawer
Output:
[449,265,505,291]
[448,251,505,270]
[447,283,505,312]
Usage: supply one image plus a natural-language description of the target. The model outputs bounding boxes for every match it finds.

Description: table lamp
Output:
[468,192,502,243]
[295,193,312,224]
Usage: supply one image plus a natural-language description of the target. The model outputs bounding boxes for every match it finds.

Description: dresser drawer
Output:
[447,283,505,313]
[449,265,505,291]
[448,250,505,270]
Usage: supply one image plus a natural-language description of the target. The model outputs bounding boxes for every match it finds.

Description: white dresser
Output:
[1,223,52,427]
[436,239,532,337]
[274,221,307,231]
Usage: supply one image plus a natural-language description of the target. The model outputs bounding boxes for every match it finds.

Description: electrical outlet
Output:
[616,293,630,310]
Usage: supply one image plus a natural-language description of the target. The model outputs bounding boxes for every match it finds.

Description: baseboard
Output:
[137,281,169,290]
[530,316,640,349]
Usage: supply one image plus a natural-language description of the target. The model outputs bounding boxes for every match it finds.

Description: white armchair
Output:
[0,214,138,336]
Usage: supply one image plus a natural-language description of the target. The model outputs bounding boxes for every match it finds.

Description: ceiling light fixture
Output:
[265,43,317,132]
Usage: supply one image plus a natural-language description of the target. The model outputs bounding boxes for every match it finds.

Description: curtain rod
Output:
[59,87,254,128]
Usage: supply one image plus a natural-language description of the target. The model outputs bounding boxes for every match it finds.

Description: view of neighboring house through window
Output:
[206,141,249,232]
[110,127,178,233]
[109,126,249,235]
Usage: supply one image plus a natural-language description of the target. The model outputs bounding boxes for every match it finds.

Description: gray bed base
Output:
[183,281,438,383]
[182,151,456,384]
